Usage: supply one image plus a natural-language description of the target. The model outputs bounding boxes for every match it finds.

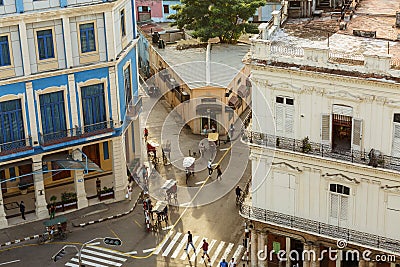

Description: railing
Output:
[242,130,400,172]
[328,51,364,65]
[0,137,32,156]
[239,204,400,254]
[39,120,114,146]
[126,96,143,120]
[270,43,304,58]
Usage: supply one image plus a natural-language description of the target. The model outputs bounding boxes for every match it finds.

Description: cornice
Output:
[322,173,360,184]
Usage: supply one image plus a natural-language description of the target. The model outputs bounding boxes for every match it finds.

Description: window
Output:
[393,113,400,157]
[329,183,350,225]
[0,36,11,66]
[81,84,106,132]
[37,29,55,60]
[163,5,169,14]
[79,23,96,53]
[0,0,3,5]
[120,10,126,37]
[39,91,67,142]
[123,64,132,107]
[0,99,25,146]
[103,141,109,160]
[9,167,16,181]
[275,96,294,137]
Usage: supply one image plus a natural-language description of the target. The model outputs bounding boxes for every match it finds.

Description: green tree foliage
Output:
[168,0,264,43]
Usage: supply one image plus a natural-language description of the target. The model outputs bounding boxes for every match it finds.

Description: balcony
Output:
[239,204,400,254]
[39,120,114,147]
[0,137,32,156]
[242,130,400,172]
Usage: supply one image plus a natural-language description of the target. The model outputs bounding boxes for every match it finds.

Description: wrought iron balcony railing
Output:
[0,137,32,156]
[39,120,114,147]
[242,130,400,172]
[239,204,400,254]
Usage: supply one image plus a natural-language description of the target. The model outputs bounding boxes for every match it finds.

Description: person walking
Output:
[220,259,228,267]
[19,201,26,220]
[207,160,213,177]
[201,239,211,261]
[216,165,222,180]
[144,128,149,142]
[142,165,148,181]
[235,186,242,203]
[184,231,196,254]
[228,258,237,267]
[49,204,56,219]
[126,184,132,200]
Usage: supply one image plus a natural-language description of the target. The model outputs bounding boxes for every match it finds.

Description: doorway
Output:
[332,114,352,151]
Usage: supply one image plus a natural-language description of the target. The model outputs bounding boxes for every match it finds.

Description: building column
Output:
[33,155,48,219]
[359,259,366,267]
[73,149,88,208]
[108,67,120,126]
[285,237,291,267]
[311,245,320,267]
[258,232,268,267]
[62,16,73,68]
[104,11,116,61]
[251,230,259,267]
[368,262,377,267]
[112,137,128,201]
[303,243,311,267]
[336,250,342,267]
[18,21,31,76]
[0,186,8,229]
[67,74,79,129]
[26,82,39,145]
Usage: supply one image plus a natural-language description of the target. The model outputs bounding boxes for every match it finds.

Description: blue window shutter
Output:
[103,141,109,160]
[81,84,106,132]
[39,91,67,142]
[0,99,25,148]
[60,0,67,8]
[15,0,24,13]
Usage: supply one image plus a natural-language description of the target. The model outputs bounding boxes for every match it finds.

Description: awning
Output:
[208,133,219,142]
[228,95,242,109]
[196,103,222,114]
[44,151,103,172]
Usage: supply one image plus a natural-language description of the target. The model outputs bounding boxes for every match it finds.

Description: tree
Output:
[169,0,264,44]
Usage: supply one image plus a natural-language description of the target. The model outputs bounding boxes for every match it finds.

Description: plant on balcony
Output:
[99,186,114,201]
[61,192,77,204]
[301,136,312,153]
[100,186,114,194]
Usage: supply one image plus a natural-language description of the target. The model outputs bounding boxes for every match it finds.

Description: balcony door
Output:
[39,91,67,142]
[81,84,106,133]
[329,184,350,227]
[0,99,25,150]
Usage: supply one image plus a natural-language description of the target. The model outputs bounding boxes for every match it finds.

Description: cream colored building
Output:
[242,1,400,267]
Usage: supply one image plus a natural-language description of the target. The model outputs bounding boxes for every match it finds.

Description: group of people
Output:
[207,160,223,180]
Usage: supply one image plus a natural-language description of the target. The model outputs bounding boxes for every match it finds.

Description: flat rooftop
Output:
[272,0,400,57]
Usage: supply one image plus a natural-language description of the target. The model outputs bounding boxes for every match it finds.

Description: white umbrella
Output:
[183,157,195,168]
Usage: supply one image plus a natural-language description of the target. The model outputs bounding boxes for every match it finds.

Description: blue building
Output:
[0,0,142,227]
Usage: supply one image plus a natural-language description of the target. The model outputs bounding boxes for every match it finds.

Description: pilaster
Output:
[112,137,128,201]
[62,16,74,68]
[285,237,291,267]
[359,259,367,267]
[303,243,311,267]
[259,232,268,267]
[0,185,8,229]
[368,262,377,267]
[311,245,320,267]
[104,11,116,61]
[18,21,31,75]
[32,155,48,219]
[108,66,120,124]
[73,150,88,208]
[67,74,79,128]
[26,82,39,145]
[251,230,259,267]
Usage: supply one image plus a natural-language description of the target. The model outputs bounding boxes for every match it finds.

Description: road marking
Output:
[210,241,225,266]
[171,234,188,259]
[190,237,206,262]
[219,243,234,264]
[180,236,199,260]
[162,232,182,257]
[0,260,20,266]
[199,239,216,264]
[162,225,173,231]
[87,242,100,246]
[142,248,155,253]
[133,220,141,228]
[77,254,123,266]
[219,148,230,151]
[81,249,127,261]
[195,181,206,185]
[126,251,137,255]
[86,246,128,257]
[70,257,108,267]
[153,231,174,255]
[65,263,79,267]
[232,245,244,262]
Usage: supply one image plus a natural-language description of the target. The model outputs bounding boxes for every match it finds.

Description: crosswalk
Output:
[147,231,245,267]
[65,245,128,267]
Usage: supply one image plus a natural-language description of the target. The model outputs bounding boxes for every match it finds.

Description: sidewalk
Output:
[0,186,142,247]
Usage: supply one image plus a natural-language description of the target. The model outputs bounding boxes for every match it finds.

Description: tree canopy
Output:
[168,0,265,44]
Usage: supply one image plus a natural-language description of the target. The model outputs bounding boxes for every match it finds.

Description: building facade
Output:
[0,0,142,228]
[242,3,400,267]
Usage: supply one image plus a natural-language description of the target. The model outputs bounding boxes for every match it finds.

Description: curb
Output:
[0,193,142,248]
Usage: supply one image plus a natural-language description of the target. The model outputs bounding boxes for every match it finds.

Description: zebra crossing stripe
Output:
[190,237,207,262]
[81,248,127,262]
[70,257,108,267]
[210,241,225,266]
[153,231,174,255]
[171,234,188,259]
[219,243,234,265]
[162,232,182,257]
[65,263,79,267]
[199,239,216,264]
[87,246,129,257]
[232,245,244,262]
[180,236,199,260]
[77,253,123,266]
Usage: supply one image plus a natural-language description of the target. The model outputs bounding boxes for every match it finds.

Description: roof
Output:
[271,0,400,57]
[155,43,250,89]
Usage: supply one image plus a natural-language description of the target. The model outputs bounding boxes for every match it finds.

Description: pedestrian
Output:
[142,165,148,180]
[126,184,132,200]
[96,177,101,196]
[211,124,216,133]
[184,231,196,254]
[228,258,237,267]
[220,259,228,267]
[49,203,56,219]
[207,159,213,177]
[229,123,235,140]
[201,239,211,261]
[186,169,190,184]
[19,201,26,220]
[199,141,205,158]
[235,186,242,203]
[144,128,149,141]
[216,165,222,180]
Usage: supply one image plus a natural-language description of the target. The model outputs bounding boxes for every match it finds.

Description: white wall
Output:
[113,0,134,54]
[0,0,16,15]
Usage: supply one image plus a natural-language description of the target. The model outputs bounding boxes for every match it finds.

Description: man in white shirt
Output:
[207,160,213,177]
[228,258,236,267]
